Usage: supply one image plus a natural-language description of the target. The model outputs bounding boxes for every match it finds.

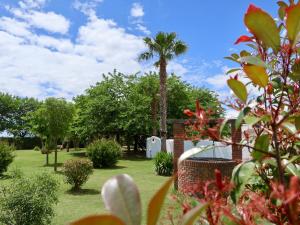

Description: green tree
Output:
[8,97,40,138]
[135,72,160,136]
[0,93,39,137]
[44,98,74,171]
[0,93,15,133]
[139,32,187,151]
[27,98,74,170]
[74,70,127,141]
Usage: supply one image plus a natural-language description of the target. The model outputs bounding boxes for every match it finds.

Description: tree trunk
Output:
[134,135,138,152]
[46,152,49,165]
[159,59,167,152]
[151,98,158,136]
[54,148,58,172]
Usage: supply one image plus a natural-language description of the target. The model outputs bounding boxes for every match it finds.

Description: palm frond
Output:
[138,51,153,62]
[173,40,188,56]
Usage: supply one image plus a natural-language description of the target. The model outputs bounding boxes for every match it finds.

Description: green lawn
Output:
[1,150,169,225]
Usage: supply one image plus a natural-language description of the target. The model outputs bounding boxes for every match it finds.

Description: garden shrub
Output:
[87,139,122,168]
[0,142,14,175]
[154,152,173,176]
[63,158,93,190]
[33,146,41,151]
[0,173,59,225]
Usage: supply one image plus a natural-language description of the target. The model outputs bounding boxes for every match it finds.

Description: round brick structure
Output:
[178,157,237,193]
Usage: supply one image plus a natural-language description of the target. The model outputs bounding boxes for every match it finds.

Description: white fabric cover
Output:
[146,136,161,158]
[146,136,252,160]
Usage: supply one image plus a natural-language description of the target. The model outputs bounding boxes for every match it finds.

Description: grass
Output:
[0,149,169,225]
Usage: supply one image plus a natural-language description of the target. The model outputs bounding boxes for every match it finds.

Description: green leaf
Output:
[238,56,267,68]
[235,107,251,129]
[278,2,288,21]
[101,174,142,225]
[244,65,269,88]
[147,177,173,225]
[227,79,248,103]
[281,122,297,135]
[180,204,208,225]
[244,5,281,53]
[286,4,300,46]
[226,68,241,75]
[295,116,300,130]
[244,115,261,126]
[231,161,256,203]
[220,118,229,135]
[70,215,126,225]
[252,134,269,160]
[283,160,300,177]
[240,50,251,57]
[244,114,271,126]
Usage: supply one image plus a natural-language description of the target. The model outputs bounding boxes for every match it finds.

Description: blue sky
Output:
[0,0,278,114]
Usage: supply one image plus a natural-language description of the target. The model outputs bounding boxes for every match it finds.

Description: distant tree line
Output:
[0,71,223,153]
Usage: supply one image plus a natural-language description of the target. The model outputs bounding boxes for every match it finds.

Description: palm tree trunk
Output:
[151,98,158,136]
[159,59,167,152]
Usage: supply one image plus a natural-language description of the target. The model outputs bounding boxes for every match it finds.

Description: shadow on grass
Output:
[66,188,100,196]
[96,165,127,170]
[122,156,151,162]
[0,174,12,180]
[70,151,87,158]
[42,163,64,168]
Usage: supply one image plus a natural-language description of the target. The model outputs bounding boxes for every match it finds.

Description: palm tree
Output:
[139,32,187,152]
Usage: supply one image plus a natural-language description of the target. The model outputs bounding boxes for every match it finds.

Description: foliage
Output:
[73,1,300,225]
[170,171,300,225]
[0,93,40,137]
[33,146,41,151]
[27,98,74,149]
[62,158,93,190]
[153,152,173,176]
[87,139,122,168]
[26,97,74,168]
[71,175,174,225]
[0,142,14,175]
[74,71,222,149]
[139,32,188,152]
[0,173,59,225]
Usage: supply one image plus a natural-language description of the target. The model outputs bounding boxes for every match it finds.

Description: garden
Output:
[1,0,300,225]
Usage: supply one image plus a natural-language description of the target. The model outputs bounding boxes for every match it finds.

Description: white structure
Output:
[146,136,251,160]
[146,136,161,158]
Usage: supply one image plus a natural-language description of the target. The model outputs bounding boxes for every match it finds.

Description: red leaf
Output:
[247,4,261,13]
[207,128,219,140]
[196,100,201,117]
[215,169,224,191]
[234,35,253,44]
[184,109,194,117]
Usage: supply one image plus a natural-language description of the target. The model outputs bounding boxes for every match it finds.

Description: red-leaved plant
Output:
[71,1,300,225]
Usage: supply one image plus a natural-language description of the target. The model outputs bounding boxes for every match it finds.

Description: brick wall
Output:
[172,119,242,190]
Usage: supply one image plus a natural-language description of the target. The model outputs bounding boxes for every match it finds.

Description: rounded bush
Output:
[63,159,93,190]
[33,146,41,151]
[87,139,122,168]
[0,173,59,225]
[154,152,173,176]
[0,142,14,175]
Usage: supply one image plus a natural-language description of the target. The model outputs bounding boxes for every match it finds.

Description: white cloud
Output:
[130,3,144,17]
[136,24,150,35]
[0,17,31,37]
[73,0,103,16]
[168,61,188,76]
[11,9,70,34]
[129,2,150,35]
[0,2,148,100]
[18,0,47,10]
